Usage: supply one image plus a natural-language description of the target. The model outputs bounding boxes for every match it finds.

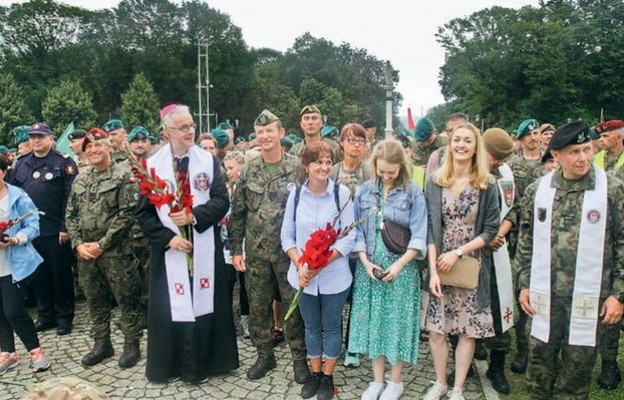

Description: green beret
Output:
[287,133,303,143]
[211,128,229,148]
[9,148,16,153]
[321,125,338,138]
[217,121,233,130]
[414,118,434,142]
[12,125,30,138]
[403,128,415,138]
[515,119,540,139]
[68,129,87,141]
[149,135,158,144]
[547,121,590,152]
[248,132,256,141]
[588,126,600,140]
[254,109,280,126]
[128,126,152,142]
[0,146,9,155]
[234,136,246,145]
[101,119,124,133]
[299,105,321,119]
[14,131,30,145]
[280,136,294,149]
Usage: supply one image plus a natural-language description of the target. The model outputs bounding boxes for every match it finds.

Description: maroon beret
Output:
[82,128,109,151]
[595,120,624,134]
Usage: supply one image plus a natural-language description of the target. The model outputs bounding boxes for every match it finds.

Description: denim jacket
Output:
[5,184,43,282]
[352,180,427,259]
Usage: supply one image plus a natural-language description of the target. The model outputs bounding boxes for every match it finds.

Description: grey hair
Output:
[162,105,191,127]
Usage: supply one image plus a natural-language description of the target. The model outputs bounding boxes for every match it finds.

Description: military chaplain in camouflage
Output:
[65,128,143,369]
[516,121,624,400]
[229,109,311,385]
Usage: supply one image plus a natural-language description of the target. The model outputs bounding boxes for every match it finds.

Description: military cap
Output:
[541,148,554,164]
[540,123,556,133]
[82,128,109,151]
[9,148,16,153]
[68,129,87,141]
[321,125,339,138]
[254,109,280,126]
[362,119,376,129]
[149,134,158,144]
[287,133,303,143]
[413,118,434,142]
[210,128,230,148]
[101,119,124,133]
[218,121,233,130]
[14,129,30,145]
[248,132,256,141]
[588,125,600,140]
[28,122,52,135]
[0,146,8,155]
[12,125,30,138]
[547,121,590,151]
[483,128,514,160]
[515,118,540,139]
[234,136,246,145]
[299,105,321,119]
[280,136,294,150]
[394,133,411,149]
[127,126,152,142]
[595,120,624,134]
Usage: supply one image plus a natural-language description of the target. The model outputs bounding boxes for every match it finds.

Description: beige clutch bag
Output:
[438,256,481,289]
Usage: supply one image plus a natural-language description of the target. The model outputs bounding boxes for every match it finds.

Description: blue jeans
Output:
[298,288,350,359]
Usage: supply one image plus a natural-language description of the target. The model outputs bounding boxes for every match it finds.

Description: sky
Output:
[9,0,539,116]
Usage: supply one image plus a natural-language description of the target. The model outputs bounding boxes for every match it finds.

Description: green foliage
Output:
[117,73,160,134]
[41,79,97,136]
[0,73,33,145]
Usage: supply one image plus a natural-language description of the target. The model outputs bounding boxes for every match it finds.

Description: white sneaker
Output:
[447,387,464,400]
[422,381,447,400]
[361,381,385,400]
[380,381,403,400]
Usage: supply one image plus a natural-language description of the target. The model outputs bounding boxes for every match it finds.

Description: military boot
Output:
[510,349,528,374]
[474,339,488,360]
[247,356,277,380]
[597,359,621,390]
[486,350,510,394]
[118,340,141,369]
[81,337,114,366]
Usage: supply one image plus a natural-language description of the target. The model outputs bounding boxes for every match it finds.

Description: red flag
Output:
[407,107,415,130]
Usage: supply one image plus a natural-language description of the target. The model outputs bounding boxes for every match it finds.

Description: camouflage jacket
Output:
[515,168,624,299]
[289,137,341,163]
[506,152,542,200]
[411,135,447,167]
[229,152,300,259]
[65,162,138,253]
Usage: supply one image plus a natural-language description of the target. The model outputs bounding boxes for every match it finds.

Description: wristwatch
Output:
[455,248,464,258]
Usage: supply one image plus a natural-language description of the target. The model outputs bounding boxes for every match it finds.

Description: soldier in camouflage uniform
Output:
[289,105,340,162]
[229,110,310,384]
[65,128,142,369]
[101,119,129,164]
[410,117,447,170]
[516,122,624,400]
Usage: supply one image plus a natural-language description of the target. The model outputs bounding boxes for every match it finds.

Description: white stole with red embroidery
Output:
[148,145,215,322]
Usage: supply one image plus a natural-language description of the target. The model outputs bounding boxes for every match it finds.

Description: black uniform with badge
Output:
[9,132,78,335]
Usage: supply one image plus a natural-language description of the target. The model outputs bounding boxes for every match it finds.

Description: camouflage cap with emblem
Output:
[515,118,540,139]
[546,121,590,152]
[299,105,321,119]
[127,126,152,142]
[101,119,124,133]
[254,109,280,126]
[82,128,110,151]
[22,376,108,400]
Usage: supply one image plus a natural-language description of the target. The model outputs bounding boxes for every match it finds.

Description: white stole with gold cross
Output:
[148,145,215,322]
[530,166,607,346]
[493,163,515,333]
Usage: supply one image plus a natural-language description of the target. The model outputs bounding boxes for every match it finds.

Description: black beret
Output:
[547,121,590,152]
[68,129,87,141]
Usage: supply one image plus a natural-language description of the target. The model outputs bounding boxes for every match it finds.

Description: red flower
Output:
[297,222,338,270]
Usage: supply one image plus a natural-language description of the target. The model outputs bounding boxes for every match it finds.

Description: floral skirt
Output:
[422,286,495,339]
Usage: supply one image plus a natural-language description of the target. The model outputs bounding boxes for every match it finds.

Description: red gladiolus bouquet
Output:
[0,209,44,243]
[284,204,374,320]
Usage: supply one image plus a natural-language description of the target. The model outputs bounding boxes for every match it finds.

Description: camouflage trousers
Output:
[78,252,143,341]
[599,323,621,362]
[526,295,598,400]
[245,253,306,361]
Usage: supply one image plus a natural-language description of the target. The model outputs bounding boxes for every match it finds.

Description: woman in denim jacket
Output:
[348,139,428,400]
[0,155,49,375]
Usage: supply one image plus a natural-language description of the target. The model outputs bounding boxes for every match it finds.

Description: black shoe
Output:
[317,373,335,400]
[57,326,72,336]
[34,319,56,332]
[597,360,622,390]
[247,357,277,380]
[447,364,476,386]
[511,351,528,374]
[293,359,312,384]
[118,340,141,369]
[474,340,488,360]
[486,366,510,394]
[301,372,322,399]
[81,337,114,366]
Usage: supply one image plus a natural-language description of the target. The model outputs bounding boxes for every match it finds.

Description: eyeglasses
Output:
[345,137,368,146]
[168,123,195,133]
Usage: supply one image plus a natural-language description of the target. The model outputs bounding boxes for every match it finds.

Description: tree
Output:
[117,73,160,134]
[41,79,97,136]
[0,73,33,145]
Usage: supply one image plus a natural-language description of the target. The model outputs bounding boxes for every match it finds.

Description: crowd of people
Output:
[0,103,622,400]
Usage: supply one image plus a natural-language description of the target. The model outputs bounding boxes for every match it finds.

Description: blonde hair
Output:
[369,139,410,190]
[223,150,245,166]
[433,122,490,189]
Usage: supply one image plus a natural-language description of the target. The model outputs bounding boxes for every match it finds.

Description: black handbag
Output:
[381,219,410,254]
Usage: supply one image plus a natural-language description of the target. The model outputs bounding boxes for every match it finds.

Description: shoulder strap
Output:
[293,183,341,225]
[293,185,302,222]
